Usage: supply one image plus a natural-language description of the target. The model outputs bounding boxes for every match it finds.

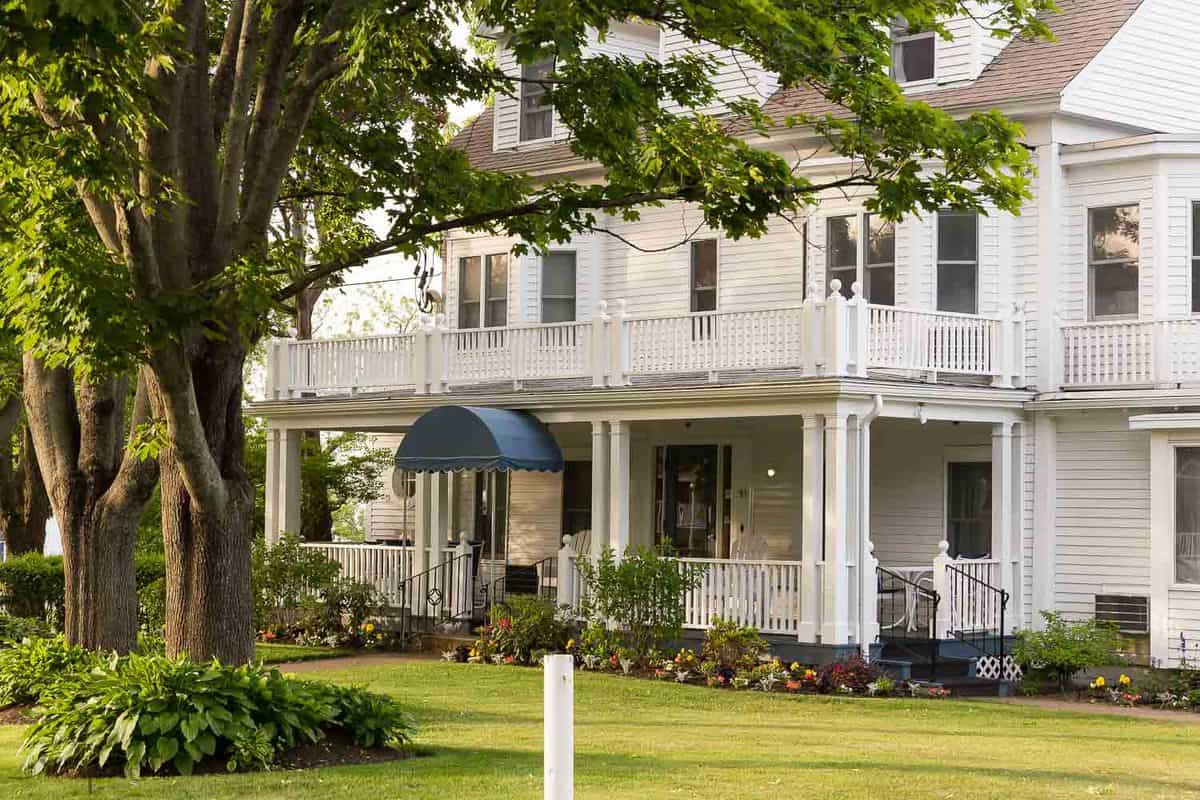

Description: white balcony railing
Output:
[676,557,805,637]
[300,542,414,606]
[264,283,1026,399]
[1059,317,1200,388]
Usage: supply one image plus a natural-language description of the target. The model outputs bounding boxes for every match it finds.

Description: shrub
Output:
[0,614,50,646]
[816,654,885,694]
[20,654,414,777]
[252,535,342,632]
[0,636,102,706]
[0,554,64,619]
[1013,612,1124,692]
[575,547,702,664]
[138,577,167,638]
[701,617,769,671]
[295,578,382,647]
[474,595,570,665]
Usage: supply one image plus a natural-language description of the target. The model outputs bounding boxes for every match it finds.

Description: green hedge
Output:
[0,553,166,620]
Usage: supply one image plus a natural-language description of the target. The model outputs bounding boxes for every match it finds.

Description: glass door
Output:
[655,445,719,558]
[474,471,509,562]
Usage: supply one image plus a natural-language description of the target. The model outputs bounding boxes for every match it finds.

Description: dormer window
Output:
[519,58,554,142]
[890,18,935,83]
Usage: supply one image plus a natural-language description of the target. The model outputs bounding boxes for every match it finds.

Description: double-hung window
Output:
[1177,447,1200,584]
[690,240,718,312]
[541,251,577,323]
[1088,204,1139,320]
[890,17,935,83]
[458,254,509,328]
[825,214,895,304]
[519,58,554,142]
[947,461,992,559]
[937,211,979,314]
[1191,203,1200,313]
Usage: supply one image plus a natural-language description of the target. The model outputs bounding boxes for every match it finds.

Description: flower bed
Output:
[1079,671,1200,711]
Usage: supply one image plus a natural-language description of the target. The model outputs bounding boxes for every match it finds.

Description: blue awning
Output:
[394,406,564,473]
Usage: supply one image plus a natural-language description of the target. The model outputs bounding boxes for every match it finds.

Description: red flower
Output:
[498,618,512,630]
[786,680,801,692]
[504,655,515,665]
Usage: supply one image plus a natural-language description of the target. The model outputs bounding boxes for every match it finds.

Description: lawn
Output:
[1,660,1199,799]
[253,642,355,664]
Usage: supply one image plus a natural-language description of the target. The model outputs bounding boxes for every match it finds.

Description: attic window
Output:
[890,18,935,83]
[519,58,554,142]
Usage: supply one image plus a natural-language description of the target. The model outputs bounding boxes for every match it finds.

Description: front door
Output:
[946,461,991,559]
[474,471,509,563]
[655,445,720,558]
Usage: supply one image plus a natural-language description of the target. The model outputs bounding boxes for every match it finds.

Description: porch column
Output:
[1032,414,1057,629]
[991,421,1016,633]
[822,413,851,644]
[264,426,281,546]
[414,472,432,575]
[430,471,452,567]
[267,427,302,544]
[590,421,610,559]
[799,415,824,642]
[608,420,631,556]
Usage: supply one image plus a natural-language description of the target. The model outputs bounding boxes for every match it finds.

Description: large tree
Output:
[0,0,1050,661]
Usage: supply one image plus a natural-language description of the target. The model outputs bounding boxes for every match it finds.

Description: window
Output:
[1191,203,1200,313]
[561,461,592,539]
[937,211,978,314]
[458,254,508,328]
[519,58,554,142]
[690,239,718,312]
[947,461,991,559]
[801,221,809,300]
[541,251,577,322]
[865,214,896,306]
[827,215,858,298]
[474,471,508,561]
[1089,204,1140,319]
[1176,447,1200,584]
[890,17,935,83]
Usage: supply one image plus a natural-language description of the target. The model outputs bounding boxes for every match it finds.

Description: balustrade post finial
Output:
[805,280,821,303]
[434,312,447,330]
[597,300,610,320]
[937,540,950,558]
[827,278,843,301]
[849,280,863,301]
[613,298,628,318]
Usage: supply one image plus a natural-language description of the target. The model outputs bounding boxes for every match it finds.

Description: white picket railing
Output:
[1059,318,1200,388]
[441,322,592,386]
[281,334,417,394]
[301,543,413,606]
[867,305,1007,378]
[676,557,804,636]
[624,306,811,376]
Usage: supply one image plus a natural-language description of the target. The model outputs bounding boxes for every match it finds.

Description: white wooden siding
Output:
[1167,588,1200,664]
[659,30,778,117]
[1061,0,1200,134]
[1052,414,1151,619]
[507,470,564,565]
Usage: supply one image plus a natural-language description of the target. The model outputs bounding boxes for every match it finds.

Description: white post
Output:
[822,412,850,644]
[431,471,451,568]
[264,426,282,545]
[608,420,631,556]
[824,280,848,376]
[544,654,574,800]
[413,314,431,395]
[1032,414,1057,629]
[861,542,879,657]
[932,541,952,639]
[847,281,869,378]
[453,538,472,619]
[801,284,821,375]
[414,473,432,576]
[991,421,1015,632]
[590,421,610,559]
[608,300,628,386]
[799,415,823,642]
[430,314,446,394]
[1011,302,1027,388]
[558,535,576,613]
[591,302,609,387]
[992,304,1014,389]
[278,429,302,540]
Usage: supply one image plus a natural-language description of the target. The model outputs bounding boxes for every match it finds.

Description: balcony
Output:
[1058,318,1200,389]
[264,284,1027,399]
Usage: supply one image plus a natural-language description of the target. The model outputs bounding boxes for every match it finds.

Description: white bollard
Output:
[544,654,574,800]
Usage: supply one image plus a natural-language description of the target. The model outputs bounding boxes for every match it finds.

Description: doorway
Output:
[473,471,509,563]
[655,445,722,558]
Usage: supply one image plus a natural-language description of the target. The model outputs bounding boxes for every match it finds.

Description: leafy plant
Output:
[20,654,414,777]
[474,596,570,665]
[816,654,886,695]
[0,613,50,646]
[1013,612,1124,693]
[575,547,702,664]
[0,553,64,618]
[701,617,768,671]
[138,577,167,638]
[252,535,342,632]
[0,636,101,706]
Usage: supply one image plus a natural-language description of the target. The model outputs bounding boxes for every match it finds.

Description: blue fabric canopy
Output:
[394,406,564,473]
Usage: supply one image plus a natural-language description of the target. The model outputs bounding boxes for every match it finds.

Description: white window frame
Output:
[518,58,555,144]
[1087,203,1141,322]
[457,252,509,329]
[824,212,894,304]
[935,210,981,315]
[1173,443,1200,586]
[689,239,719,313]
[890,19,937,86]
[942,446,993,561]
[1190,201,1200,315]
[540,250,577,323]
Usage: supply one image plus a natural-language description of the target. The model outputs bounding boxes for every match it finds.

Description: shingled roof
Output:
[450,0,1144,174]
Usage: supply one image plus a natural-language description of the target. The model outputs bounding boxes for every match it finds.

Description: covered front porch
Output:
[261,388,1026,664]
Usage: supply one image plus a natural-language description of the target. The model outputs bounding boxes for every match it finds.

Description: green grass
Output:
[252,642,355,664]
[2,661,1199,799]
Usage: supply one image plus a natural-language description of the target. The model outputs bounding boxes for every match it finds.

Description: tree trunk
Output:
[0,420,51,557]
[159,341,255,663]
[58,494,138,650]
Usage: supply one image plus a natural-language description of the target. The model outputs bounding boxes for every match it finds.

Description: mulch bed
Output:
[0,704,34,726]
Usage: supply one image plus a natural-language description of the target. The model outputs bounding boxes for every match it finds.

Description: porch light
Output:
[766,468,776,478]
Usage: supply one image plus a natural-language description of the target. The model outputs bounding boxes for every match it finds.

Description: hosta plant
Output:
[0,636,101,706]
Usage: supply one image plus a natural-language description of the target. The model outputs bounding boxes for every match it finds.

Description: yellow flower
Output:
[566,639,575,651]
[364,623,375,634]
[376,633,384,641]
[1091,676,1106,689]
[790,662,800,672]
[1119,674,1131,686]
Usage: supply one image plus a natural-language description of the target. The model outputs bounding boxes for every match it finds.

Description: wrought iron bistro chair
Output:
[877,567,935,634]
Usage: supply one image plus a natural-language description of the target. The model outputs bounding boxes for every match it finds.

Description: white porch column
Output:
[1032,414,1057,628]
[857,398,883,655]
[991,421,1016,633]
[590,421,610,559]
[1010,422,1027,631]
[273,428,302,542]
[264,427,282,546]
[608,421,631,556]
[1148,430,1172,666]
[799,415,824,642]
[822,413,851,644]
[414,472,432,575]
[430,471,452,568]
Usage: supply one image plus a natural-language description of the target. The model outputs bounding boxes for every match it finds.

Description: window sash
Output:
[936,212,978,314]
[458,256,482,329]
[891,31,935,83]
[484,254,508,327]
[519,59,554,142]
[1176,447,1200,585]
[1088,204,1140,320]
[690,240,718,312]
[541,251,577,322]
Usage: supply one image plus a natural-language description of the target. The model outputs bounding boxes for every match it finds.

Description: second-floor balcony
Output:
[1058,318,1200,390]
[263,282,1027,400]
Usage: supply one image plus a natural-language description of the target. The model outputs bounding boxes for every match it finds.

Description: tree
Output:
[0,339,49,558]
[0,0,1051,661]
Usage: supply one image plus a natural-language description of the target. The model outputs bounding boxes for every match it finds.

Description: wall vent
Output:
[1095,594,1150,635]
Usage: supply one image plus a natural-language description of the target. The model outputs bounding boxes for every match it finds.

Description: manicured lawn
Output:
[253,642,355,664]
[1,660,1199,799]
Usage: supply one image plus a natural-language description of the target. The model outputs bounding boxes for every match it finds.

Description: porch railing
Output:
[676,558,804,637]
[300,542,413,607]
[395,543,475,641]
[1059,317,1200,388]
[263,285,1027,398]
[942,562,1008,658]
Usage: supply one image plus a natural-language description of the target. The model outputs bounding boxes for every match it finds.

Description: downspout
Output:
[858,395,884,657]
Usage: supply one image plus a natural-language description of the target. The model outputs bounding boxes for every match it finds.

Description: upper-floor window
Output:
[826,214,895,304]
[458,254,508,328]
[519,58,554,142]
[1192,203,1200,313]
[541,251,577,323]
[800,221,809,300]
[937,211,978,314]
[1088,204,1139,320]
[891,18,935,83]
[690,239,718,312]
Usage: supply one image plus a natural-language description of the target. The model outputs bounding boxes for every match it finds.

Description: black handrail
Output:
[944,562,1009,659]
[876,566,941,681]
[396,550,474,642]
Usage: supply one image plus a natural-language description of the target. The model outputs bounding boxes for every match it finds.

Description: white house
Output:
[252,0,1200,676]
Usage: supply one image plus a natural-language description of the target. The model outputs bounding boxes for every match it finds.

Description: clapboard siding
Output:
[1168,589,1200,663]
[1053,415,1151,619]
[1062,0,1200,134]
[364,434,411,541]
[506,470,564,565]
[659,31,778,117]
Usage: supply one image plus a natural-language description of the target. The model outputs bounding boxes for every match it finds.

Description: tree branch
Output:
[215,0,264,267]
[21,355,79,509]
[211,0,248,142]
[98,369,160,530]
[241,0,304,205]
